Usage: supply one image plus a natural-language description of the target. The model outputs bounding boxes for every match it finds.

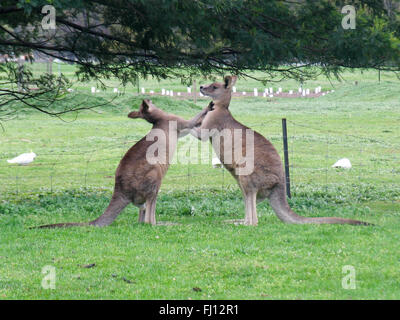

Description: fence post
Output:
[282,118,291,198]
[221,165,224,192]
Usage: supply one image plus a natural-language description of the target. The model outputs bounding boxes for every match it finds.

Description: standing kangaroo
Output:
[196,76,370,226]
[35,99,212,228]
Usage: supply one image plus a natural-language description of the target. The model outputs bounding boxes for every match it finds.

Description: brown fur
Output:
[34,100,212,228]
[196,76,371,226]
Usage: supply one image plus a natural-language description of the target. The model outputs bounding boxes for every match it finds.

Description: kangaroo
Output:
[35,99,213,228]
[196,76,370,226]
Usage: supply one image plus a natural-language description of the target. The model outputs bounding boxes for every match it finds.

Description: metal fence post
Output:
[282,118,291,198]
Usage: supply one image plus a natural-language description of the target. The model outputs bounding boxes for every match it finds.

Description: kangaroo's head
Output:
[199,75,237,107]
[128,99,168,124]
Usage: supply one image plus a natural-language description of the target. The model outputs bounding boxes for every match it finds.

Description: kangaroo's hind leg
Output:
[138,206,146,223]
[143,197,157,225]
[244,190,258,226]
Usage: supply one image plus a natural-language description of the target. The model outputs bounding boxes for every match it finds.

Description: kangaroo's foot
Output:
[143,198,157,225]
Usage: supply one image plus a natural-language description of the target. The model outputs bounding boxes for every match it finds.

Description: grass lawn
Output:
[0,67,399,299]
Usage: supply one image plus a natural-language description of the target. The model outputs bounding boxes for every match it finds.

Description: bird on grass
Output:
[332,158,352,169]
[7,151,37,165]
[212,157,222,168]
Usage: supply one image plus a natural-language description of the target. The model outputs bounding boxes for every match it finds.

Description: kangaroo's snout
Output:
[200,84,214,97]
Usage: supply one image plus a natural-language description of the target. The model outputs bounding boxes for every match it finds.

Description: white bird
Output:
[212,157,222,168]
[7,151,37,165]
[332,158,352,169]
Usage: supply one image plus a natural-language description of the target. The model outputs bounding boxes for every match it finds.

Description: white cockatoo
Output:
[212,157,222,168]
[332,158,352,169]
[7,151,37,165]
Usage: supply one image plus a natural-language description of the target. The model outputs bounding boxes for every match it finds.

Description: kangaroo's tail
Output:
[268,184,372,226]
[31,194,130,229]
[32,222,89,229]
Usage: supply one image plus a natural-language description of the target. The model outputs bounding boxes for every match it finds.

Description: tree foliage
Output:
[0,0,399,117]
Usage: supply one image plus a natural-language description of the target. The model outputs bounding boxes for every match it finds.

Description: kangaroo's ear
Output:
[127,111,140,119]
[141,99,151,113]
[224,75,237,89]
[128,100,151,118]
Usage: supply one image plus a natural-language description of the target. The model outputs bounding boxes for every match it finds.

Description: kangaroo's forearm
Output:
[189,127,210,141]
[186,107,208,129]
[189,127,202,140]
[178,103,213,138]
[178,116,206,138]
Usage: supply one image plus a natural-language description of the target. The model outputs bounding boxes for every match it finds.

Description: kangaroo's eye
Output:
[213,86,218,90]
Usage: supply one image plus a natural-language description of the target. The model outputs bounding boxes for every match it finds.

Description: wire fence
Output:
[28,61,329,99]
[1,118,398,200]
[1,61,398,199]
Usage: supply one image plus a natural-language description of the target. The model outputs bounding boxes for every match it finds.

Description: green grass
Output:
[0,67,399,299]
